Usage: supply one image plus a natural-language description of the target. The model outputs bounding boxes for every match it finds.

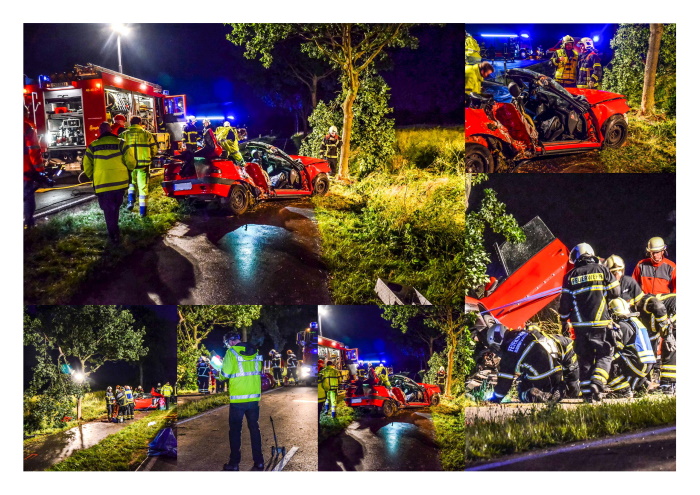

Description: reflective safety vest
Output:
[116,391,127,406]
[161,384,173,396]
[125,389,134,404]
[105,391,114,405]
[183,122,199,145]
[82,133,136,193]
[215,126,244,162]
[465,63,484,94]
[222,346,263,403]
[321,134,342,159]
[320,366,341,392]
[120,125,158,169]
[552,48,579,86]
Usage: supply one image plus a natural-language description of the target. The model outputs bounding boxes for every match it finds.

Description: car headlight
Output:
[300,365,311,377]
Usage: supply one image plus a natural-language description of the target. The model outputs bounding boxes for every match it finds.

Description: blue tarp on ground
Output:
[147,427,177,457]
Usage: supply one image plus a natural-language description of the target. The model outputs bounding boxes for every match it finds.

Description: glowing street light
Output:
[318,306,329,336]
[111,24,130,74]
[73,371,85,383]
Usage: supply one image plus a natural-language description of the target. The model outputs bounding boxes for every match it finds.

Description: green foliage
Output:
[319,391,357,443]
[177,392,229,421]
[24,307,147,434]
[393,128,465,175]
[425,332,476,397]
[48,408,175,471]
[176,306,262,389]
[300,70,396,177]
[464,396,676,462]
[465,178,525,292]
[24,178,184,304]
[431,397,467,470]
[604,24,676,114]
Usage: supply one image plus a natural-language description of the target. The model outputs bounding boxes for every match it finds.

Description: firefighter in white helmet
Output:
[576,37,602,89]
[320,126,342,177]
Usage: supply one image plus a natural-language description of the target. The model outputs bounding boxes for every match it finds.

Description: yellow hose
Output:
[36,168,164,193]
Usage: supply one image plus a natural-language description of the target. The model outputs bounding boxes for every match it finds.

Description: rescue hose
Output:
[480,287,563,315]
[35,181,92,193]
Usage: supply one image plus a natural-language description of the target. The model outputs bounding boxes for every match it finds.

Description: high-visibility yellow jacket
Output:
[222,345,263,403]
[161,384,173,396]
[320,365,341,392]
[465,64,484,94]
[125,389,134,404]
[82,133,136,194]
[120,125,158,169]
[215,126,243,162]
[552,48,579,86]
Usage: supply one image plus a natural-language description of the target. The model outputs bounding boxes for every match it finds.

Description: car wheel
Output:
[382,399,397,418]
[227,184,249,215]
[465,144,494,173]
[312,174,330,196]
[430,393,440,406]
[602,114,628,149]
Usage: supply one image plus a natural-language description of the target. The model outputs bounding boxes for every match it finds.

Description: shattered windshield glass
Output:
[495,216,556,276]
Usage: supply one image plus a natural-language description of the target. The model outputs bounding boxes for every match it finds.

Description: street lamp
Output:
[318,306,328,337]
[111,24,130,74]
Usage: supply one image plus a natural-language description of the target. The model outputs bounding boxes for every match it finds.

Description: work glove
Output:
[662,332,676,354]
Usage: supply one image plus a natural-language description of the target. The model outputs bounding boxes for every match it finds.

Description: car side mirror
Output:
[508,82,521,98]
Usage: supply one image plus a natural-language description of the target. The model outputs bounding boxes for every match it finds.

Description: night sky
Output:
[470,174,677,277]
[24,23,463,136]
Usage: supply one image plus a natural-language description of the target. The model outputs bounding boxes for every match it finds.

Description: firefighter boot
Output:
[126,186,135,210]
[661,383,676,396]
[252,463,265,471]
[139,206,147,217]
[223,462,239,471]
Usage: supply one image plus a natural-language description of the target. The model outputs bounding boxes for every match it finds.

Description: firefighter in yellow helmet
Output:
[577,37,602,89]
[551,35,579,87]
[221,332,264,471]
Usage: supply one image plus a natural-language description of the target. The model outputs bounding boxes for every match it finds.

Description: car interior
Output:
[247,147,302,190]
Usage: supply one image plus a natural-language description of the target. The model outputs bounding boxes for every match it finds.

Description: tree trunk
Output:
[445,334,457,398]
[338,74,359,179]
[77,396,82,421]
[641,24,664,115]
[139,361,144,389]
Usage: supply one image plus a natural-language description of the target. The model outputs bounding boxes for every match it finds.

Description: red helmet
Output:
[114,114,126,123]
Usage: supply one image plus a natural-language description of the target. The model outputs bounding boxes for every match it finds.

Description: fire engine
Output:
[318,335,359,383]
[295,322,319,386]
[23,63,187,166]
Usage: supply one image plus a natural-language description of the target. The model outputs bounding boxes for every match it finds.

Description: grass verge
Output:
[465,396,676,463]
[24,176,185,304]
[48,408,176,471]
[313,128,465,305]
[177,392,229,421]
[431,396,469,471]
[319,392,356,444]
[600,110,676,173]
[24,391,108,441]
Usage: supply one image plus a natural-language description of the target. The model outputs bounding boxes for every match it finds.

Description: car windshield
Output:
[241,142,293,165]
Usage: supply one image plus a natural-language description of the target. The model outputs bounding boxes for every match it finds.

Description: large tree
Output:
[176,305,261,389]
[225,23,418,178]
[24,306,148,423]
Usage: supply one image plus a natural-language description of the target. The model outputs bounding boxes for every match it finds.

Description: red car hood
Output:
[289,154,327,167]
[567,88,627,106]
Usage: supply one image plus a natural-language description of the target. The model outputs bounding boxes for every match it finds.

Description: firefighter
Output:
[182,116,199,152]
[632,237,676,295]
[135,385,144,397]
[436,366,446,394]
[161,382,174,409]
[105,386,115,420]
[269,350,283,387]
[197,357,210,394]
[124,385,134,420]
[156,383,162,394]
[111,114,127,135]
[286,350,298,385]
[317,371,327,416]
[23,106,46,229]
[115,385,127,423]
[484,324,575,404]
[82,122,137,244]
[374,363,391,388]
[465,61,494,95]
[576,37,602,89]
[655,293,676,395]
[551,35,579,87]
[121,116,158,217]
[321,361,342,418]
[216,121,245,166]
[559,243,620,401]
[195,118,222,160]
[320,126,342,177]
[606,298,656,397]
[221,332,264,471]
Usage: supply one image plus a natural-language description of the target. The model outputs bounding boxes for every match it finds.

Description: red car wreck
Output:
[345,374,441,418]
[162,141,331,215]
[465,68,630,172]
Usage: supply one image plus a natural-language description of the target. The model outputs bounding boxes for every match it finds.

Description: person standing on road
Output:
[161,382,174,409]
[121,116,158,217]
[320,126,342,178]
[221,332,264,471]
[124,386,135,420]
[105,386,115,420]
[82,122,136,244]
[115,385,127,423]
[576,37,602,89]
[559,243,621,402]
[197,357,210,394]
[320,361,342,418]
[286,350,299,385]
[270,350,283,387]
[632,237,676,295]
[436,366,446,394]
[24,106,46,229]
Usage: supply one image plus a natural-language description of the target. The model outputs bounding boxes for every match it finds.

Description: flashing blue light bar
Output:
[226,116,235,120]
[593,36,600,43]
[481,34,519,38]
[520,33,530,39]
[198,116,226,120]
[310,322,318,329]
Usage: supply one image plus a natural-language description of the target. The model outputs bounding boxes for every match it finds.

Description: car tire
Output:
[227,184,249,215]
[601,114,628,149]
[312,173,330,196]
[430,393,440,406]
[465,144,495,173]
[382,399,397,418]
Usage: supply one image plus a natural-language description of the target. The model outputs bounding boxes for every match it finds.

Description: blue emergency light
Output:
[310,322,318,329]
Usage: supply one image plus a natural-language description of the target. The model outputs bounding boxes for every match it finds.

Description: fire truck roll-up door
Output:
[43,87,86,162]
[161,95,187,147]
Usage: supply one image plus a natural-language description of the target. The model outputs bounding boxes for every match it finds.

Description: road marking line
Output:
[465,425,677,471]
[34,195,96,219]
[272,446,298,471]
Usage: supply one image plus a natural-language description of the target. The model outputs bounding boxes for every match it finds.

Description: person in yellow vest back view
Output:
[221,332,264,471]
[321,361,342,418]
[161,382,174,410]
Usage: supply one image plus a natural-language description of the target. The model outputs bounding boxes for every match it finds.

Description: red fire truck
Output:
[318,336,359,382]
[23,63,187,166]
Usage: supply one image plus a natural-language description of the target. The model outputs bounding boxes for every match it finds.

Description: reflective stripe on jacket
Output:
[161,385,173,396]
[552,48,579,85]
[82,133,136,193]
[120,125,157,169]
[320,366,341,391]
[222,346,262,403]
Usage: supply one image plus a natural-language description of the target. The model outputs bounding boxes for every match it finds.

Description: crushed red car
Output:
[162,141,331,215]
[466,68,630,172]
[345,374,441,417]
[134,394,160,410]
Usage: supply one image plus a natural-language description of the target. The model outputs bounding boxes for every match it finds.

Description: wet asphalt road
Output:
[23,409,157,471]
[466,425,676,471]
[73,198,331,305]
[177,385,317,471]
[319,410,442,471]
